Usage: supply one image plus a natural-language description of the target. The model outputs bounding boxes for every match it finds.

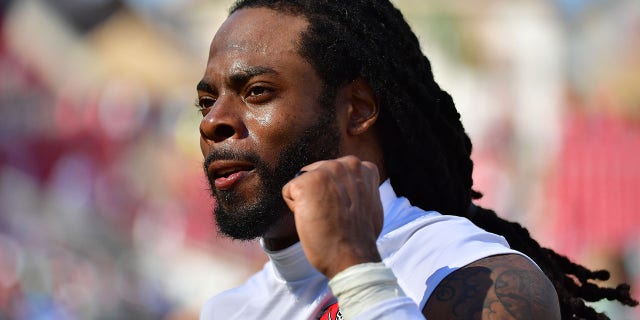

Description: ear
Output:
[346,78,379,136]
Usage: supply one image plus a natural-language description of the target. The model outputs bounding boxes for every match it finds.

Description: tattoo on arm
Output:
[424,254,560,320]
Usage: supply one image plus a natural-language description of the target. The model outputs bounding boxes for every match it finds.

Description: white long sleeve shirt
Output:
[201,180,525,319]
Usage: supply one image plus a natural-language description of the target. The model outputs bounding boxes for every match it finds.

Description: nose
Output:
[199,96,246,144]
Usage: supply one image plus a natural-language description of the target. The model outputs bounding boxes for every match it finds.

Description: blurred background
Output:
[0,0,638,319]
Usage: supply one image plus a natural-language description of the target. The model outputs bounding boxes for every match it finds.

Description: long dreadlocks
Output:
[230,0,638,318]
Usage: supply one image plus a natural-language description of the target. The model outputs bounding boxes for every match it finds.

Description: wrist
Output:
[328,262,406,319]
[325,248,381,279]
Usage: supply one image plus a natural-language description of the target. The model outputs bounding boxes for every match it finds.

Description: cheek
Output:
[251,110,273,127]
[247,111,306,163]
[199,137,209,155]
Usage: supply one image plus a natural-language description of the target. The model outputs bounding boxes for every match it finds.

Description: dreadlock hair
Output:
[230,0,638,318]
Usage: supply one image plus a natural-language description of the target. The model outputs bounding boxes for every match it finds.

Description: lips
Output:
[207,160,255,190]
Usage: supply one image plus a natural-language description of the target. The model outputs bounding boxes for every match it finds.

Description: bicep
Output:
[423,254,560,320]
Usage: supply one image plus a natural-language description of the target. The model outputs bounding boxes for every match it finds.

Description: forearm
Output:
[328,262,424,319]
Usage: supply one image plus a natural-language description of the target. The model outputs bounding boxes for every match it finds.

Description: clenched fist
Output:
[282,155,384,279]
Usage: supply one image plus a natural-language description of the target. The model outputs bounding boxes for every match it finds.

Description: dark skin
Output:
[198,8,561,319]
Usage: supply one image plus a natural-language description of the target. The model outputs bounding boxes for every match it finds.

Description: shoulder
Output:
[380,212,525,308]
[423,253,561,320]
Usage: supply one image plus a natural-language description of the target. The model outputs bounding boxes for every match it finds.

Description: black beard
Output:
[204,110,340,240]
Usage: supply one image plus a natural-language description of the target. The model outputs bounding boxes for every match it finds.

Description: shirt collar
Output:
[261,240,321,282]
[379,178,395,217]
[262,178,397,282]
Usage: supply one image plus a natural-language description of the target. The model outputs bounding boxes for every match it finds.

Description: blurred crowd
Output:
[0,0,638,319]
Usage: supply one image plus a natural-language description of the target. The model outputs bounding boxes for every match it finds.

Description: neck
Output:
[262,213,300,251]
[263,233,300,251]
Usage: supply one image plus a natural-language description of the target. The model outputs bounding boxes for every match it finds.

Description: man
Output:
[196,1,637,319]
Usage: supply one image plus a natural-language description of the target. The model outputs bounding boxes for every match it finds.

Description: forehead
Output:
[209,8,308,65]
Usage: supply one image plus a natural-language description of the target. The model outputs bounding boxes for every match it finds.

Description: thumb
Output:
[281,179,300,213]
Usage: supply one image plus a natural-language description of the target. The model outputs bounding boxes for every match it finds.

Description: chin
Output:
[213,193,288,241]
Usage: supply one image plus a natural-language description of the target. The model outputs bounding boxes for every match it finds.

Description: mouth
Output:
[207,161,256,190]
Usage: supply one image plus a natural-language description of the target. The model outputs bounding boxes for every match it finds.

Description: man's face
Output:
[197,8,340,240]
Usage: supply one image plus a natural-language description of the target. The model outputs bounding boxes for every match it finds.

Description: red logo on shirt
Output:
[319,303,342,320]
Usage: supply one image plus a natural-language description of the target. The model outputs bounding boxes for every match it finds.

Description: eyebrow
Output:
[228,66,278,86]
[196,66,278,94]
[197,80,215,94]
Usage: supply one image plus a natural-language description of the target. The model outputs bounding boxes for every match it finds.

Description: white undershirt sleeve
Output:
[328,262,425,319]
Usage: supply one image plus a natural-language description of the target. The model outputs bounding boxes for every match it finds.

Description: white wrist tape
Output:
[328,262,406,319]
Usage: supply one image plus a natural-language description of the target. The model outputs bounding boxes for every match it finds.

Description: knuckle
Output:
[361,161,378,176]
[342,155,362,167]
[319,160,347,177]
[310,167,334,183]
[282,179,299,196]
[342,154,360,162]
[362,160,378,171]
[336,156,363,176]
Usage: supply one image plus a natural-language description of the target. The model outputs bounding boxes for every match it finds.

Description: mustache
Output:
[203,149,263,172]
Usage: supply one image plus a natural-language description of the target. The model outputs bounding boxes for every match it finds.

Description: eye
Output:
[244,85,274,104]
[195,97,216,115]
[248,87,268,96]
